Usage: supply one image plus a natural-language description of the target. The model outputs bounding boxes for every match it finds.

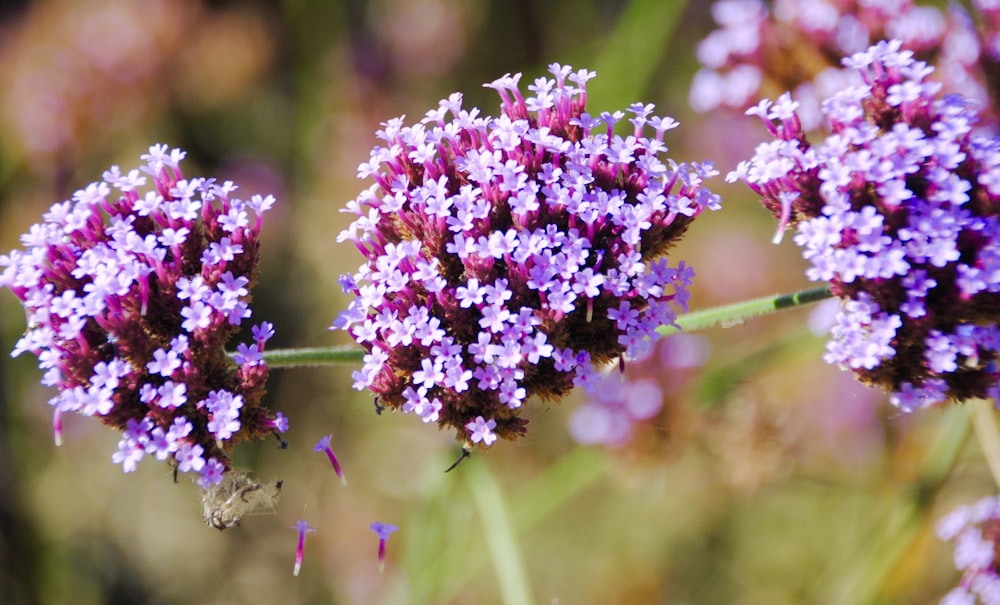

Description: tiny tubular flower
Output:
[314,434,347,485]
[369,521,398,573]
[291,519,316,577]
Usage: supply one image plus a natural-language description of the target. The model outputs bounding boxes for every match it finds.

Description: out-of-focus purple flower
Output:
[569,333,710,447]
[937,495,1000,605]
[690,0,996,130]
[335,63,721,447]
[291,519,316,576]
[978,0,1000,60]
[0,145,285,485]
[728,40,1000,411]
[568,376,658,447]
[369,521,398,573]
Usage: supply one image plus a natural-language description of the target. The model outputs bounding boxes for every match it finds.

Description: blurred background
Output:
[0,1,989,603]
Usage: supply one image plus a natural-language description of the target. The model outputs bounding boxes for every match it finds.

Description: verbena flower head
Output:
[937,496,1000,605]
[728,40,1000,411]
[335,63,721,446]
[690,0,994,130]
[0,145,284,486]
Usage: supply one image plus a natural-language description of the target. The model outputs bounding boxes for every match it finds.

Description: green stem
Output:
[467,460,535,605]
[258,286,834,368]
[838,405,969,604]
[259,345,364,367]
[663,285,833,334]
[413,447,609,604]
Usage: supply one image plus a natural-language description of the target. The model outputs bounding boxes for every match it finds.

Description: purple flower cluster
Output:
[728,40,1000,411]
[335,63,720,446]
[937,496,1000,605]
[0,145,286,487]
[690,0,994,130]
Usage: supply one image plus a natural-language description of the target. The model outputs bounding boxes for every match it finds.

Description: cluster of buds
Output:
[335,63,721,446]
[0,145,286,487]
[729,40,1000,410]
